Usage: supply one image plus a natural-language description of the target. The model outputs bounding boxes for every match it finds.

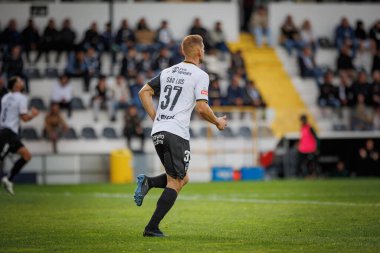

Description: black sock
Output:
[8,158,27,181]
[146,187,178,231]
[147,173,167,188]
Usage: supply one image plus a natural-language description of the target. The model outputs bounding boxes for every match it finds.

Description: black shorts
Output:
[152,131,190,180]
[0,128,24,161]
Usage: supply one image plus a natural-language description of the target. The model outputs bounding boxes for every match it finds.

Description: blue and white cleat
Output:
[134,174,150,206]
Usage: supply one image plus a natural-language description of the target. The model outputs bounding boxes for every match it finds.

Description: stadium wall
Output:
[269,3,380,45]
[0,1,239,41]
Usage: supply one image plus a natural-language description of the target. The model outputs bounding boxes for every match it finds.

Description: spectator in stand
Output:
[101,22,116,67]
[56,19,76,63]
[65,50,90,92]
[120,47,138,80]
[35,19,59,64]
[230,50,245,74]
[297,114,319,178]
[354,42,372,74]
[0,78,8,112]
[116,19,135,48]
[189,18,212,51]
[44,103,68,154]
[136,18,151,32]
[152,47,171,72]
[1,19,21,51]
[358,139,379,176]
[130,74,146,117]
[2,46,29,93]
[250,6,272,48]
[374,107,380,131]
[136,50,153,73]
[337,72,355,107]
[300,20,317,53]
[82,22,102,52]
[227,75,244,106]
[210,21,229,55]
[135,18,156,51]
[208,78,222,106]
[350,94,374,131]
[110,75,130,122]
[335,17,355,51]
[337,44,355,77]
[51,74,73,118]
[318,71,340,108]
[355,20,369,49]
[91,75,112,122]
[156,20,174,48]
[371,70,380,107]
[244,80,265,107]
[123,105,144,152]
[369,20,380,51]
[298,46,322,79]
[85,47,101,78]
[280,15,300,56]
[169,46,183,66]
[21,19,40,64]
[352,71,372,105]
[372,49,380,73]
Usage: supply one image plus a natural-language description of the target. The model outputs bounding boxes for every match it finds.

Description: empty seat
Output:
[21,127,39,140]
[220,127,235,138]
[44,67,59,78]
[238,126,252,138]
[81,127,97,139]
[189,128,196,138]
[143,127,152,138]
[25,68,41,79]
[71,97,85,110]
[62,127,78,140]
[29,97,46,111]
[102,127,118,139]
[199,126,214,138]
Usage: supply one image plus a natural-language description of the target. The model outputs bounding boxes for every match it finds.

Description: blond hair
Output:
[181,35,203,58]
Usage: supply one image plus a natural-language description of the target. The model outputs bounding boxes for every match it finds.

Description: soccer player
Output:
[0,76,39,195]
[135,35,228,237]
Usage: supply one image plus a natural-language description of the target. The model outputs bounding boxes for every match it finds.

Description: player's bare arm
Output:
[139,84,156,121]
[195,100,227,131]
[20,107,39,122]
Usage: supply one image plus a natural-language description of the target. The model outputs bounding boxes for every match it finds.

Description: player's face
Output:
[15,78,25,92]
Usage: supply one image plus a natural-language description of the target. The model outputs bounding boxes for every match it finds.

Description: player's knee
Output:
[182,175,189,186]
[22,150,32,161]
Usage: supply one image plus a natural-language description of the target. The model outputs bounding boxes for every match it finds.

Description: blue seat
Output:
[238,126,252,138]
[29,97,46,111]
[62,127,78,140]
[21,127,39,140]
[81,127,97,139]
[71,97,85,110]
[103,127,118,139]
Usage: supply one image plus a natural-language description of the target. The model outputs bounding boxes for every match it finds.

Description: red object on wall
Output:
[260,151,274,168]
[233,170,242,181]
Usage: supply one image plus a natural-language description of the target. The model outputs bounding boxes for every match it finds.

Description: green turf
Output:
[1,179,380,253]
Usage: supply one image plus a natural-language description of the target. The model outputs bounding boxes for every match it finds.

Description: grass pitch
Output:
[0,179,380,253]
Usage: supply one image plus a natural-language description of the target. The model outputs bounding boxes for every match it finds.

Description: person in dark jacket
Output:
[35,19,59,64]
[56,18,76,63]
[21,19,40,64]
[318,71,340,108]
[337,44,355,77]
[1,19,21,51]
[82,22,102,52]
[123,105,144,151]
[2,46,29,93]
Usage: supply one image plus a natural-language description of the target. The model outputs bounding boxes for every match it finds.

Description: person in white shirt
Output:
[135,35,228,237]
[51,74,73,118]
[110,75,131,122]
[0,76,39,195]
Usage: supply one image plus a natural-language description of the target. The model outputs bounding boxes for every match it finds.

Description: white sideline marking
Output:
[16,192,380,208]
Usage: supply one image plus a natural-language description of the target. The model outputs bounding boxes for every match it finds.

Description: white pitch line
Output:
[15,192,380,208]
[97,193,380,207]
